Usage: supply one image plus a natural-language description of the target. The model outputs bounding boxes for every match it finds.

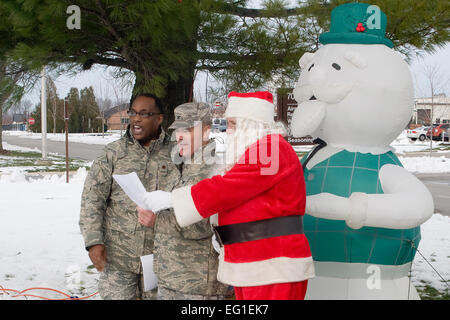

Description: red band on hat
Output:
[228,91,273,104]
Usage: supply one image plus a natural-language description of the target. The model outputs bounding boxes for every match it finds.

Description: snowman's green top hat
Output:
[319,3,394,48]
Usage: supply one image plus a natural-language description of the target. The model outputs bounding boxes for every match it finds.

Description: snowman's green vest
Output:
[301,150,420,266]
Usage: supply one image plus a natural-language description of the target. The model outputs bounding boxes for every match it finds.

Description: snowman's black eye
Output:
[332,63,341,70]
[308,63,314,72]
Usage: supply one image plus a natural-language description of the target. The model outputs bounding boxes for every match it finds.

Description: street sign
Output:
[28,117,35,125]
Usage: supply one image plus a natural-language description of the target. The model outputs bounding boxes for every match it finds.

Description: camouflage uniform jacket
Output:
[79,127,180,274]
[153,141,228,296]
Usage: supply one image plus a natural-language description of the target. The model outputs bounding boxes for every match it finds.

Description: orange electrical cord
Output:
[0,284,98,300]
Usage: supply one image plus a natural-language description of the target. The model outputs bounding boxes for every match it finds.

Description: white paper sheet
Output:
[140,254,158,291]
[112,172,149,210]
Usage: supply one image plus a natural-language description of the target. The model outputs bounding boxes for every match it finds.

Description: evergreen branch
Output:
[229,7,299,18]
[82,56,133,71]
[87,1,150,80]
[211,1,300,18]
[197,49,303,63]
[92,0,132,62]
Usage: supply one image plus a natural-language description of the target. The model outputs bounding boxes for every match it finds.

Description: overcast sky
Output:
[23,1,450,108]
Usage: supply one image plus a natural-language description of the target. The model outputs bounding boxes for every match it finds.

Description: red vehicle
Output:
[427,123,449,141]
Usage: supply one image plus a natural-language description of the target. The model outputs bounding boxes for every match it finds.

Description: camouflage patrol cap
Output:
[169,102,212,129]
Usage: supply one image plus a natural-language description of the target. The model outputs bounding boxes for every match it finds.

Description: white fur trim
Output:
[172,185,204,228]
[217,249,315,287]
[225,96,274,123]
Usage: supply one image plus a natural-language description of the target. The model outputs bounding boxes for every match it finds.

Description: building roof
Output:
[415,94,450,107]
[104,103,129,119]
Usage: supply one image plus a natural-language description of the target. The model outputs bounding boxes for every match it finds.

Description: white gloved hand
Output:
[143,190,173,213]
[346,192,368,230]
[306,192,368,230]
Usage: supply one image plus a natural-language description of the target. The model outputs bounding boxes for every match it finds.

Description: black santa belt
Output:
[213,215,304,246]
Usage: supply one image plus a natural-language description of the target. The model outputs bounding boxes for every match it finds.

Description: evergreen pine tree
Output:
[1,0,448,128]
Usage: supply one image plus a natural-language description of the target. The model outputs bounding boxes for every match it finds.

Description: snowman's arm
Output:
[361,164,434,229]
[305,164,434,229]
[306,192,352,221]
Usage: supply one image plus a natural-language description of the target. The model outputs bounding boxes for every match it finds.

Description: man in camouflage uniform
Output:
[79,94,179,300]
[137,102,229,300]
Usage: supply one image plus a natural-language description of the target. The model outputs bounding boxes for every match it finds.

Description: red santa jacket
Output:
[172,134,315,287]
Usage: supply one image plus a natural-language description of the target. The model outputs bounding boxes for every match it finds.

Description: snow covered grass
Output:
[0,142,91,175]
[412,213,450,299]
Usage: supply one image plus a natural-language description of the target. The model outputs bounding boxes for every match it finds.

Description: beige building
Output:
[104,104,130,131]
[413,94,450,125]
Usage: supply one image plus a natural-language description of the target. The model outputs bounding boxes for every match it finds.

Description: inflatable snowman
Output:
[291,3,434,299]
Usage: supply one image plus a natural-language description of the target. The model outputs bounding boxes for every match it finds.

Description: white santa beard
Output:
[224,131,256,171]
[224,119,286,172]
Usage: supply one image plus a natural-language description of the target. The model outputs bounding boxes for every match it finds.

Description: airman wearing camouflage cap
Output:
[138,101,229,300]
[169,102,212,130]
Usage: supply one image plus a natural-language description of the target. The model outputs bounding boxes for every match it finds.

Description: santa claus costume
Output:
[171,91,314,300]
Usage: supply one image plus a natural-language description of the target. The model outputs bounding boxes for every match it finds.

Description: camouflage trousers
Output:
[98,269,157,300]
[157,286,224,300]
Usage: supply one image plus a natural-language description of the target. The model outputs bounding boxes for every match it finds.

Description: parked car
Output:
[407,126,429,142]
[427,123,449,141]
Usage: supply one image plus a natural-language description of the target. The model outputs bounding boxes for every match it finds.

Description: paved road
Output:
[416,173,450,217]
[3,134,450,216]
[2,134,105,161]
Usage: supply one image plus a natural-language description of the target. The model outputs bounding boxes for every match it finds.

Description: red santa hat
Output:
[225,91,275,123]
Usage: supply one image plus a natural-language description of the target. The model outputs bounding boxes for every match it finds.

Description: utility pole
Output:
[205,71,209,104]
[429,87,434,157]
[41,66,47,160]
[64,98,70,183]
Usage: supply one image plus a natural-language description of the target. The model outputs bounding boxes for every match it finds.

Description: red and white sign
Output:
[28,117,35,125]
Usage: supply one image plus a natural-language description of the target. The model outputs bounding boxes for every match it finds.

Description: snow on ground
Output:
[390,130,432,154]
[1,131,449,300]
[1,141,42,153]
[0,169,101,300]
[412,213,450,293]
[0,169,448,300]
[400,156,450,173]
[4,130,121,145]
